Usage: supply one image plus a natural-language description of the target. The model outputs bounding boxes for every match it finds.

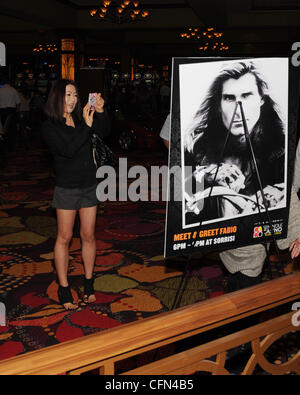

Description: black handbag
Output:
[92,133,116,167]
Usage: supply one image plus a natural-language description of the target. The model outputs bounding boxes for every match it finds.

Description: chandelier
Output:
[89,1,150,23]
[180,27,229,52]
[32,43,58,54]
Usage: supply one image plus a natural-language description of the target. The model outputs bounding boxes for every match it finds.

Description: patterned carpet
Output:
[0,143,222,361]
[0,142,298,372]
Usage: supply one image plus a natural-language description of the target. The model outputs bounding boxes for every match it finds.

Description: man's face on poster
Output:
[220,73,264,142]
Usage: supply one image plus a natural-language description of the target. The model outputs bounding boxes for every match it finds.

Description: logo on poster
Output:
[253,226,263,238]
[253,222,283,239]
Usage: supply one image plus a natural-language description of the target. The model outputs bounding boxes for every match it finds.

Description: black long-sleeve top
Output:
[42,112,109,188]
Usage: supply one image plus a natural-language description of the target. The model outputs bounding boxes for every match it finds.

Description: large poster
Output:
[164,57,299,258]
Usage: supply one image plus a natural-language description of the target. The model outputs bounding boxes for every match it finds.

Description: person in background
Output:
[15,73,24,90]
[42,79,109,310]
[17,87,32,151]
[160,112,170,148]
[36,72,48,97]
[24,72,36,93]
[0,75,21,124]
[293,138,300,196]
[29,89,45,135]
[159,79,171,115]
[0,75,21,152]
[0,116,5,169]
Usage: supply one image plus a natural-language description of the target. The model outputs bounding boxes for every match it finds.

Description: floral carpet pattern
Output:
[0,146,298,372]
[0,147,224,362]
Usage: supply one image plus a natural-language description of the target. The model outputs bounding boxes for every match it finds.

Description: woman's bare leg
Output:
[55,209,78,309]
[79,205,97,302]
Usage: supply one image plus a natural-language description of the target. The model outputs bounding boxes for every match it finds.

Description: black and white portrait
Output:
[180,58,288,228]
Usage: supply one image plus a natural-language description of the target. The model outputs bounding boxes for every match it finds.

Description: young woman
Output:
[42,79,109,310]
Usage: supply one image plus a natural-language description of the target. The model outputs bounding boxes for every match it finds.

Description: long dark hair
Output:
[44,79,81,123]
[185,61,285,162]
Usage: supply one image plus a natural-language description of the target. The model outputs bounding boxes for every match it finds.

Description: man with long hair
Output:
[184,61,285,222]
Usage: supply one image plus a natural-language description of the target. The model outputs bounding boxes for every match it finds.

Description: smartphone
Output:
[88,92,97,110]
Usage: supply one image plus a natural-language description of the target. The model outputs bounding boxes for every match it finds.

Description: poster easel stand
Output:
[171,101,285,310]
[171,254,193,310]
[238,101,285,277]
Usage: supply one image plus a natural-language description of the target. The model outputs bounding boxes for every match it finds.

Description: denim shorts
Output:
[52,184,98,210]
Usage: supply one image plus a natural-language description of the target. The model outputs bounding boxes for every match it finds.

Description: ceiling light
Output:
[89,0,149,24]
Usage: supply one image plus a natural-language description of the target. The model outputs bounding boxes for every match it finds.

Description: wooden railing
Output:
[0,272,299,375]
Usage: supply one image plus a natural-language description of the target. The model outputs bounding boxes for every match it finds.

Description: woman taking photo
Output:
[42,79,109,310]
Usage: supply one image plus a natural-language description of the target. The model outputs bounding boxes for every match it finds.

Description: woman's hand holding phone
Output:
[89,93,105,113]
[84,93,105,127]
[83,103,95,127]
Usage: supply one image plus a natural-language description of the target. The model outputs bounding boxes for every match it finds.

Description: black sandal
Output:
[58,285,78,310]
[83,277,96,303]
